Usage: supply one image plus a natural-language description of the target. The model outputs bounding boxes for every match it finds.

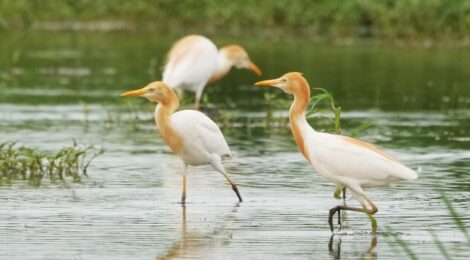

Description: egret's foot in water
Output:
[231,184,243,203]
[328,205,378,233]
[180,174,187,204]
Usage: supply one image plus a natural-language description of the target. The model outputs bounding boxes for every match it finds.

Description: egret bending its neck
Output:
[209,49,232,83]
[209,45,262,83]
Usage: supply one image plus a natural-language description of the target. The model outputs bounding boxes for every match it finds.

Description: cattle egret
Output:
[255,72,418,233]
[163,34,262,108]
[121,81,242,203]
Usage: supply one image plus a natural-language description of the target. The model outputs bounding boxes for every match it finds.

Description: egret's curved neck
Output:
[289,82,312,161]
[208,49,232,83]
[155,92,182,154]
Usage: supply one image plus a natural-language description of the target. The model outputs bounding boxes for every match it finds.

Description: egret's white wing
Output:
[163,35,218,91]
[311,132,417,185]
[171,110,231,158]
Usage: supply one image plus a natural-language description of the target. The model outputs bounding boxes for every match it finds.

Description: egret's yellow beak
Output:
[248,61,262,76]
[120,88,150,97]
[255,78,282,87]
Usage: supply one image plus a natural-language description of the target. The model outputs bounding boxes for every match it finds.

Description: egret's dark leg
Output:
[328,204,378,233]
[180,164,188,204]
[211,155,243,203]
[231,183,243,203]
[219,171,242,202]
[181,175,187,204]
[336,208,342,231]
[333,188,347,230]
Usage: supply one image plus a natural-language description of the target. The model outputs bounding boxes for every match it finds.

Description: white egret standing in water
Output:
[255,72,418,233]
[121,81,242,203]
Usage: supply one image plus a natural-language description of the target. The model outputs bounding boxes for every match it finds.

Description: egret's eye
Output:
[281,78,287,84]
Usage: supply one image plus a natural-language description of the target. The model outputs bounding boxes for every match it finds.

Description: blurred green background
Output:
[2,0,470,44]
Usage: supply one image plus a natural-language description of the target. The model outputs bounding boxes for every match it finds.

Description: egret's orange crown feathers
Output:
[255,72,310,97]
[120,81,179,107]
[220,45,262,76]
[220,45,248,61]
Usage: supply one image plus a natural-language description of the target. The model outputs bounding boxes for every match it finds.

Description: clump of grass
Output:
[307,88,342,134]
[0,141,104,186]
[306,87,374,137]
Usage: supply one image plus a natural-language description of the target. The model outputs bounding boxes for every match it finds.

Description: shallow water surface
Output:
[0,31,469,259]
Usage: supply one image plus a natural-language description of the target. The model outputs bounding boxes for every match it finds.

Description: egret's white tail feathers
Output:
[381,160,418,181]
[408,170,418,181]
[399,165,419,181]
[410,168,419,180]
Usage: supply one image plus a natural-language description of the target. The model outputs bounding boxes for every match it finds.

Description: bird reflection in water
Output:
[157,203,240,259]
[329,235,377,260]
[157,205,188,260]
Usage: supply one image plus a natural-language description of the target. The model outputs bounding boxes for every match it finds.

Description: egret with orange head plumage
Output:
[255,72,418,233]
[121,81,242,204]
[163,34,262,108]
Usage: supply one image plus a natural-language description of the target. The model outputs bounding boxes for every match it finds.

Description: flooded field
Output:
[0,31,469,259]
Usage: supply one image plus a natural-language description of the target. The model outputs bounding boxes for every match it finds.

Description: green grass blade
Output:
[429,228,453,260]
[440,193,470,243]
[385,227,418,260]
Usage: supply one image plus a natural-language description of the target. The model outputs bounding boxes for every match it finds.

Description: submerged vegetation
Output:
[1,0,470,43]
[0,141,104,186]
